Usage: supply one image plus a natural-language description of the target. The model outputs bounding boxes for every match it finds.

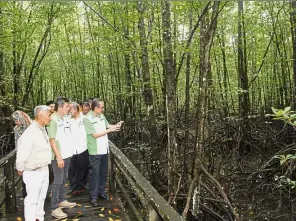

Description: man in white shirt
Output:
[16,105,52,221]
[68,102,89,195]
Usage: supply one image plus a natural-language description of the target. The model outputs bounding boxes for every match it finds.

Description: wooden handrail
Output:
[0,149,16,166]
[109,141,184,221]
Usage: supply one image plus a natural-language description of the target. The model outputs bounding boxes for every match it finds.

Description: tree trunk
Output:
[162,0,178,202]
[137,2,159,187]
[21,4,56,107]
[184,6,192,181]
[237,1,250,157]
[184,1,221,218]
[290,2,296,110]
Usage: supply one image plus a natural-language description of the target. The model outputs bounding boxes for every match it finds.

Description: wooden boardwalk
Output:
[0,143,184,221]
[1,187,128,221]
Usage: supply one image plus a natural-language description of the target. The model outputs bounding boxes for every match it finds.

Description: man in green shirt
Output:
[47,97,76,219]
[83,98,123,207]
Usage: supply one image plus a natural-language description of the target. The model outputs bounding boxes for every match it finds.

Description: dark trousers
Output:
[22,180,27,198]
[68,150,89,192]
[51,157,70,209]
[89,154,108,201]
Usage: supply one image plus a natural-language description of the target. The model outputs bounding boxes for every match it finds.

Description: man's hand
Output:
[108,125,121,132]
[117,121,124,126]
[57,157,65,168]
[17,171,23,176]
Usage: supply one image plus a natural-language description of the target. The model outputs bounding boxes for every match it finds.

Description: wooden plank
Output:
[2,186,128,221]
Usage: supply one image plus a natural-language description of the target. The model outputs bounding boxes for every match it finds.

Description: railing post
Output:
[4,154,16,213]
[148,206,162,221]
[109,152,116,194]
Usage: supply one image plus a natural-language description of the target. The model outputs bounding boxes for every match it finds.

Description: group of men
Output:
[15,97,123,220]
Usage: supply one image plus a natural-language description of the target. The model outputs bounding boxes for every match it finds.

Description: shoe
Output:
[72,190,82,196]
[80,188,85,193]
[58,200,77,208]
[51,208,67,219]
[91,199,98,207]
[98,193,108,200]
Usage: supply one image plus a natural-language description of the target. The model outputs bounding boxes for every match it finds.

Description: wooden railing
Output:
[0,149,20,214]
[109,141,184,221]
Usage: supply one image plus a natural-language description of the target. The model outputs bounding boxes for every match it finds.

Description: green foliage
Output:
[271,107,296,127]
[271,107,296,190]
[273,154,296,165]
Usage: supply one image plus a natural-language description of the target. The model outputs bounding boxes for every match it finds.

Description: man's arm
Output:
[83,116,120,139]
[91,126,120,139]
[47,119,64,168]
[49,139,64,168]
[16,132,33,175]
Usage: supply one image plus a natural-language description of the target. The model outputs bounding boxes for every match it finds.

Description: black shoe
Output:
[91,199,98,207]
[98,193,108,200]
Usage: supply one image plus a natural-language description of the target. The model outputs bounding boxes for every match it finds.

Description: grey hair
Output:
[70,102,80,112]
[91,98,104,111]
[34,105,50,117]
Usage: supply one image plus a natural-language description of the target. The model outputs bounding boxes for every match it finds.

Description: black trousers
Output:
[68,150,89,192]
[89,154,108,201]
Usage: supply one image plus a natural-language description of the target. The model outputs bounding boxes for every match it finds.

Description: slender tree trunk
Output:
[184,1,220,217]
[237,1,250,157]
[137,2,160,187]
[184,6,192,181]
[162,0,178,203]
[21,4,56,106]
[290,2,296,110]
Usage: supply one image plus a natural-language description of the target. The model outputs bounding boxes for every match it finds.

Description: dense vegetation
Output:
[0,1,295,220]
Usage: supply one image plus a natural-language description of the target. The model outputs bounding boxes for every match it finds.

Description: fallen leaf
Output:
[72,219,80,221]
[114,220,121,221]
[84,205,91,208]
[108,210,112,214]
[113,208,120,213]
[76,203,82,207]
[110,196,113,200]
[99,214,104,217]
[16,217,22,221]
[101,207,105,212]
[108,218,114,221]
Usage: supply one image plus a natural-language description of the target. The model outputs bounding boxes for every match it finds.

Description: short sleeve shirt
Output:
[83,111,110,155]
[47,112,73,159]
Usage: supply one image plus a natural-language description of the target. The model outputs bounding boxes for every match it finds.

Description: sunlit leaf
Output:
[99,214,104,217]
[101,207,105,212]
[108,218,114,221]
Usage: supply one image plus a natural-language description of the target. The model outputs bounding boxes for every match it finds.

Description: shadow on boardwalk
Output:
[2,187,127,221]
